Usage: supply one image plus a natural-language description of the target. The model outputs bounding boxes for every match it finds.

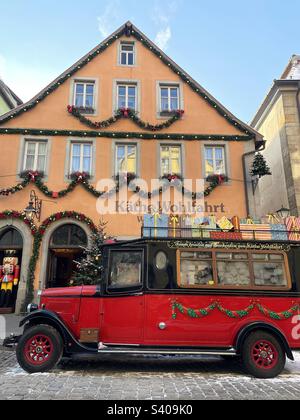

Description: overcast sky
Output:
[1,0,299,122]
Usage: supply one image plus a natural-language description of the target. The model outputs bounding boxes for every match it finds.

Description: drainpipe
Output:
[242,140,266,216]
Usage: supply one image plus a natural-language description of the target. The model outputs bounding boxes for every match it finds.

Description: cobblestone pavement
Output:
[0,349,300,400]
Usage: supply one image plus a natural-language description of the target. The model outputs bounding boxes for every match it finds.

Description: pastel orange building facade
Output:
[0,22,262,313]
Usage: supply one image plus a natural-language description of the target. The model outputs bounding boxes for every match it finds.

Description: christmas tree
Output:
[71,219,110,286]
[250,152,272,178]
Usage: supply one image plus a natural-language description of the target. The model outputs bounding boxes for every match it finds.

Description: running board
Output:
[97,347,237,356]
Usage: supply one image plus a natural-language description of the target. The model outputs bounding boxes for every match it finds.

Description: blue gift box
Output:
[270,224,288,241]
[143,214,168,238]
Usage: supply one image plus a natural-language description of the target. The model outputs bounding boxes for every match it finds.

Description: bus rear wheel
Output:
[241,331,286,379]
[17,325,63,374]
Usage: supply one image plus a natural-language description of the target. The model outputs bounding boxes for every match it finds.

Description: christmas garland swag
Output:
[172,300,300,321]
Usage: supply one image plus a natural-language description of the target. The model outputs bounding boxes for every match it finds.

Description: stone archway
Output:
[38,219,92,291]
[0,220,33,314]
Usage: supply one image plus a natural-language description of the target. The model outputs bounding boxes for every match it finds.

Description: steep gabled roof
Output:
[0,21,262,142]
[0,79,23,110]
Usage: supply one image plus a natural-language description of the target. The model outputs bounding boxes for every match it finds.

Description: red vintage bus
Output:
[13,235,300,378]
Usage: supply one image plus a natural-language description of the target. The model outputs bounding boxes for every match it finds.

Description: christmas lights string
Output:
[0,23,255,141]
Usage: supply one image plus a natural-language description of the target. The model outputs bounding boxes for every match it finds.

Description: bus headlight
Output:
[27,303,38,314]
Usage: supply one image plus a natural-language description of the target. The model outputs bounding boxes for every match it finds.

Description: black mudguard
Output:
[19,310,98,356]
[235,322,294,361]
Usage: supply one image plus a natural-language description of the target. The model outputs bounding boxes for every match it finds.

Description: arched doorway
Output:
[0,228,23,313]
[47,224,87,288]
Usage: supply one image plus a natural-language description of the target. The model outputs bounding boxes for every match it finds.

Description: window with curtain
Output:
[117,85,137,110]
[74,82,95,109]
[70,143,92,174]
[115,144,137,175]
[160,145,182,176]
[205,146,226,177]
[24,141,47,172]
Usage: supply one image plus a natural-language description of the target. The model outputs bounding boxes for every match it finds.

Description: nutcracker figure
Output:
[0,251,20,309]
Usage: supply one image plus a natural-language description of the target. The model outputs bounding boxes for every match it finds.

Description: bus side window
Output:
[253,254,288,287]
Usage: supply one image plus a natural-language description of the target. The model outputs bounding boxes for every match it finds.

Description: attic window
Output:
[120,42,135,66]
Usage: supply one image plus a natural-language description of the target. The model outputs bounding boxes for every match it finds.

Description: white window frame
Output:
[204,146,227,176]
[117,84,137,110]
[70,142,93,174]
[119,42,135,66]
[23,140,48,172]
[159,85,180,113]
[73,81,96,109]
[115,143,138,176]
[160,145,182,177]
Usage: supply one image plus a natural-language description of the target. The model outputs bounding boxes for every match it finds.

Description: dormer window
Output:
[120,42,135,66]
[73,81,95,114]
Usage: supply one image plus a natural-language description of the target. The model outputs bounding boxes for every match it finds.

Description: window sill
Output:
[159,111,179,118]
[73,106,96,115]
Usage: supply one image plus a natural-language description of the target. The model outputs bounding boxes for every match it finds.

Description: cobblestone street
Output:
[0,349,300,400]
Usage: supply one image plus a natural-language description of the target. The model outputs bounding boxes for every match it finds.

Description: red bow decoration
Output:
[67,105,74,114]
[120,108,130,118]
[28,171,40,182]
[176,110,185,117]
[217,175,226,185]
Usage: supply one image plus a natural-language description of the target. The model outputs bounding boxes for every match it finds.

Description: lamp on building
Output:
[276,205,290,219]
[24,190,42,222]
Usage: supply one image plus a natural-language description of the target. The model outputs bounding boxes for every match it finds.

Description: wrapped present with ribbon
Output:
[169,215,180,238]
[201,215,217,239]
[231,216,241,232]
[270,224,288,241]
[240,216,262,225]
[217,216,234,232]
[180,215,192,238]
[240,224,272,241]
[262,213,283,225]
[210,231,243,241]
[285,216,300,241]
[143,213,169,238]
[191,216,205,238]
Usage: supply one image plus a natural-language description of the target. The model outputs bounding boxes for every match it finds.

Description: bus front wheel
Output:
[16,324,63,374]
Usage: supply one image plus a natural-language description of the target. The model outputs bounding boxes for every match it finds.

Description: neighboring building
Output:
[250,55,300,217]
[0,79,22,116]
[0,22,262,313]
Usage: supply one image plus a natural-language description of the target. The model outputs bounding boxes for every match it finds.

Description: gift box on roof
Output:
[191,216,206,238]
[240,224,272,241]
[143,213,169,238]
[210,231,243,241]
[240,217,262,225]
[217,216,234,232]
[168,215,180,238]
[231,216,240,232]
[262,214,284,225]
[270,224,289,241]
[200,215,217,239]
[285,217,300,241]
[180,215,192,238]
